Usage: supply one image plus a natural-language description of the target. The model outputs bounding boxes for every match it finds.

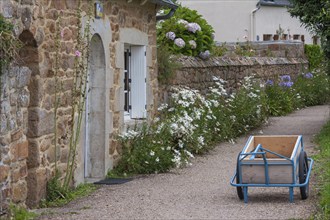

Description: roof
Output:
[259,0,292,7]
[149,0,178,9]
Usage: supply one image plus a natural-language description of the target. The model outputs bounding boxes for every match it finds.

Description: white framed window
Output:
[124,45,147,119]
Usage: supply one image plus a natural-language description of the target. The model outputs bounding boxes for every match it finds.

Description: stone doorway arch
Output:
[85,34,106,178]
[18,30,43,208]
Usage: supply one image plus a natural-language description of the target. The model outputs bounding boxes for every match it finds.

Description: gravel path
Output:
[37,105,330,220]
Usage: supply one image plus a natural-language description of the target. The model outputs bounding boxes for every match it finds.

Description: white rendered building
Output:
[178,0,317,44]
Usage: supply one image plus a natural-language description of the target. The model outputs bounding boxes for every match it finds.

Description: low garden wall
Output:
[218,40,306,58]
[159,55,308,103]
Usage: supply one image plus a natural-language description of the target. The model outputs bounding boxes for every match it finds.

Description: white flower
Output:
[150,150,155,156]
[158,103,168,111]
[177,19,189,26]
[229,139,235,144]
[155,157,160,163]
[184,150,194,158]
[248,92,258,98]
[178,140,184,148]
[197,136,204,145]
[189,40,197,49]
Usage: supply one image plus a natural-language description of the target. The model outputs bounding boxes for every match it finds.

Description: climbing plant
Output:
[0,14,22,101]
[48,0,93,202]
[63,1,92,190]
[0,14,22,73]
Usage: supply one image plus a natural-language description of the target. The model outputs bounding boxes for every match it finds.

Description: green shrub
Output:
[313,120,330,219]
[264,77,296,116]
[305,44,324,71]
[157,6,215,58]
[211,43,228,57]
[114,77,267,175]
[157,45,181,84]
[113,69,329,176]
[293,71,330,106]
[6,204,37,220]
[42,171,97,207]
[229,77,267,134]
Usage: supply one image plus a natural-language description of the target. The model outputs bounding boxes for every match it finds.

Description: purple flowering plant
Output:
[157,6,214,57]
[304,72,313,79]
[279,75,294,88]
[266,79,274,86]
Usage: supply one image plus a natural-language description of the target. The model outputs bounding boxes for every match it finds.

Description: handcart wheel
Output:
[299,151,309,200]
[236,160,244,200]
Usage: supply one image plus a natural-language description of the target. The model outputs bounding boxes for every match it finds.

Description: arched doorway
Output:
[18,30,41,207]
[85,34,106,178]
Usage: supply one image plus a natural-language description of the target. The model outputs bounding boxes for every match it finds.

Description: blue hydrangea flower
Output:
[174,38,185,48]
[304,72,313,79]
[186,23,201,33]
[199,50,210,60]
[165,31,176,41]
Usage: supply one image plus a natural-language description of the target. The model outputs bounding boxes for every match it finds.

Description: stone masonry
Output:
[0,0,160,209]
[159,48,308,103]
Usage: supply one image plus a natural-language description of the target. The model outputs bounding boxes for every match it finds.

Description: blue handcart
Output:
[230,135,313,203]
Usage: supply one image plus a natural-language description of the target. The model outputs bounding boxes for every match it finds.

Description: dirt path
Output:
[37,105,330,220]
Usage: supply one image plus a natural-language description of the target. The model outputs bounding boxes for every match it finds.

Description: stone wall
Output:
[0,66,31,208]
[217,41,305,58]
[159,55,308,103]
[0,0,159,209]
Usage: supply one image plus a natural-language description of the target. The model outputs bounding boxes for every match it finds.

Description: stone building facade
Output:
[0,0,176,209]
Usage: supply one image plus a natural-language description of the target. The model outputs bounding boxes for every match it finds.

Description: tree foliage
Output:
[289,0,330,60]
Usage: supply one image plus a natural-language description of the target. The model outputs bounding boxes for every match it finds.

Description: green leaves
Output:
[157,6,215,57]
[289,0,330,60]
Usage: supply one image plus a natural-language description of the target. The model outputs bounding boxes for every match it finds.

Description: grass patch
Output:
[312,119,330,219]
[0,204,38,220]
[41,183,98,208]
